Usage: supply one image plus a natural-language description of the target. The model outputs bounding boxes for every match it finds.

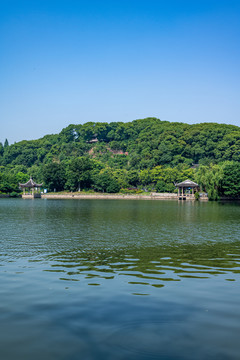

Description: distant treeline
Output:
[0,118,240,199]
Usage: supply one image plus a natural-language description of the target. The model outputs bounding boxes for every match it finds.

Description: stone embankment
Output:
[42,192,189,200]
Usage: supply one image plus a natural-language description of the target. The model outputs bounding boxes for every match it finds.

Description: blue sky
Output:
[1,0,240,144]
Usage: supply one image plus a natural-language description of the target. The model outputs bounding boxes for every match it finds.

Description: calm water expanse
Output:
[0,198,240,360]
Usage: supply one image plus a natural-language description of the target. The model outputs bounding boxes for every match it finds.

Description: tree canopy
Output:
[0,118,239,198]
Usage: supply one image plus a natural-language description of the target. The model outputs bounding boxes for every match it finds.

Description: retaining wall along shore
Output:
[41,193,208,200]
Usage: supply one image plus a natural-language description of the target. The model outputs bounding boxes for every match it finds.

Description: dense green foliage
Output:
[0,118,239,198]
[220,162,240,198]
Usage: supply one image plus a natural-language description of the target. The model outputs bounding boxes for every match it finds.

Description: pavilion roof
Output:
[19,178,43,188]
[175,179,199,187]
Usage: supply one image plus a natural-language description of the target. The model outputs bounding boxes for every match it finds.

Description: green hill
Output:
[0,117,240,198]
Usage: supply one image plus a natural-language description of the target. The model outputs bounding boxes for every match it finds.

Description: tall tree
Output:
[65,157,92,191]
[4,139,9,149]
[195,164,223,200]
[42,162,66,192]
[0,142,3,157]
[93,169,120,193]
[221,162,240,198]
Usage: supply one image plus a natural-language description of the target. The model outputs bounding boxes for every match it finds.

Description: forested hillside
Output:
[1,118,240,199]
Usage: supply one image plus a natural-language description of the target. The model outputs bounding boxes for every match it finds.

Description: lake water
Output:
[0,198,240,360]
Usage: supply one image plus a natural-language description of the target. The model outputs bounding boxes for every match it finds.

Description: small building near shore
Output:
[19,178,43,199]
[176,179,199,200]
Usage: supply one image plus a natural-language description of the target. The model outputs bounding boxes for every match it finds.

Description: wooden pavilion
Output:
[19,178,43,199]
[176,179,199,200]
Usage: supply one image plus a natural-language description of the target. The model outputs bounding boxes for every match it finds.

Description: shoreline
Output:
[17,193,240,201]
[40,193,205,201]
[2,193,239,201]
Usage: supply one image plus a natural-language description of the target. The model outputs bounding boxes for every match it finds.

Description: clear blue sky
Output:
[1,0,240,144]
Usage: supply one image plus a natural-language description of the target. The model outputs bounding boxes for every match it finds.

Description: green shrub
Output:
[194,192,200,200]
[10,191,20,198]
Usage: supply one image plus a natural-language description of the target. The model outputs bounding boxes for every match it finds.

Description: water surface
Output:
[0,199,240,359]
